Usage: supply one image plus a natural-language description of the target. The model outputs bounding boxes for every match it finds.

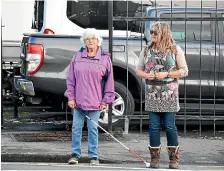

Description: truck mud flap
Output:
[14,76,35,96]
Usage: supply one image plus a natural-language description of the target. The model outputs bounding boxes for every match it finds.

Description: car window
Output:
[32,0,44,31]
[159,13,212,42]
[66,1,107,29]
[66,1,147,32]
[223,14,224,31]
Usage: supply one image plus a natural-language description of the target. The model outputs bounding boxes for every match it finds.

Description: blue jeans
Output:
[149,112,179,147]
[71,108,100,158]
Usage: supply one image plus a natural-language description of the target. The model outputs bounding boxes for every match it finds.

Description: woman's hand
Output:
[68,100,76,109]
[155,72,168,80]
[100,104,108,111]
[146,73,156,80]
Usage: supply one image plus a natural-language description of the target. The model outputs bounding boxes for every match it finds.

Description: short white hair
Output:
[80,28,103,47]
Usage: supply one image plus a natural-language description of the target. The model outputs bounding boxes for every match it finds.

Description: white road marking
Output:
[2,162,224,171]
[2,162,146,170]
[198,165,224,168]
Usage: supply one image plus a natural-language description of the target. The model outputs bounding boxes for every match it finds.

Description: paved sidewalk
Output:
[1,129,224,168]
[1,112,224,170]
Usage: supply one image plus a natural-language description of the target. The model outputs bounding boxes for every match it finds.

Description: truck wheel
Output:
[98,81,135,129]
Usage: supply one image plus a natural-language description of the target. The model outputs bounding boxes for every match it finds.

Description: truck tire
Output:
[98,81,135,129]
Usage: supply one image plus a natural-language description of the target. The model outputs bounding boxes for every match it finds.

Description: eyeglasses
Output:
[85,37,97,41]
[150,30,159,36]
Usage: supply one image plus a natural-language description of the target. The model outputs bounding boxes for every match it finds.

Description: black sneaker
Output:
[90,157,99,165]
[68,154,79,165]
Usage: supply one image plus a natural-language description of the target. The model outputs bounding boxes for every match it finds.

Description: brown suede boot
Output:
[148,145,161,168]
[167,146,180,169]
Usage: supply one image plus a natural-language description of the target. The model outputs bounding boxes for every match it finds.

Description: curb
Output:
[1,153,120,164]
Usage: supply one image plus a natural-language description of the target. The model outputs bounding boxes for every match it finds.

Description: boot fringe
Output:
[148,144,162,149]
[167,145,179,154]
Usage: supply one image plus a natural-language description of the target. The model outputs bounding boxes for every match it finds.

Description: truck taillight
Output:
[26,44,44,75]
[43,29,55,34]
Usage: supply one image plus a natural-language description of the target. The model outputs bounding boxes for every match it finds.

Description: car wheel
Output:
[98,81,135,129]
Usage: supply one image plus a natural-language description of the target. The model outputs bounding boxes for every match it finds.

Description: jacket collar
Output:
[80,47,104,60]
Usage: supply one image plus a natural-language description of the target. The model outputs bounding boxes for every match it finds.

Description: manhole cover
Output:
[11,131,114,142]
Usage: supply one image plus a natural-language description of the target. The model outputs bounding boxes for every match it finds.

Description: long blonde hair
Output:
[148,22,176,53]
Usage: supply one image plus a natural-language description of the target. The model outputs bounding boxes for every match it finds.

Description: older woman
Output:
[136,22,188,169]
[65,28,115,165]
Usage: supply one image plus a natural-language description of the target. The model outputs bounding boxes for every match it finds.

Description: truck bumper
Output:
[13,76,35,96]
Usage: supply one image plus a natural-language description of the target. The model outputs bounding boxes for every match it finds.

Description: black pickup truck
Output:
[15,6,224,128]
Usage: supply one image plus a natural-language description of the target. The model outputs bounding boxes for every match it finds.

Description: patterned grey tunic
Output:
[137,46,181,113]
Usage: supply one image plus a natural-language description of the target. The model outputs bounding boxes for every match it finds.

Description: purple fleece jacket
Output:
[64,47,115,110]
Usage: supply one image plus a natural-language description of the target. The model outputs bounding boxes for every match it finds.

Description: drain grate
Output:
[12,131,71,142]
[11,131,114,142]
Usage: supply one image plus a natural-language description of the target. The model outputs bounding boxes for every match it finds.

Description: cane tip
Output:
[146,163,150,168]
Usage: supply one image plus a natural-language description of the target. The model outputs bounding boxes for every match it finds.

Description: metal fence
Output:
[2,0,223,137]
[108,0,224,136]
